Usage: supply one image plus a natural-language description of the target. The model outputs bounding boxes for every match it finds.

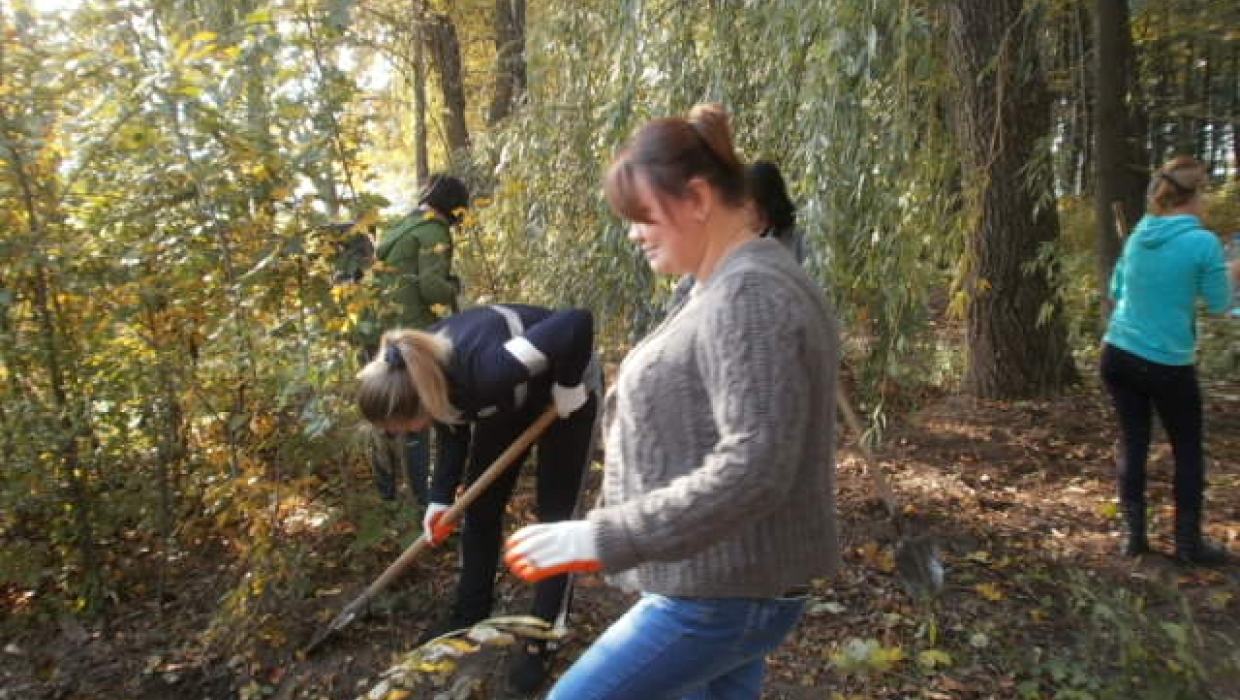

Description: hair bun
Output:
[687,103,742,176]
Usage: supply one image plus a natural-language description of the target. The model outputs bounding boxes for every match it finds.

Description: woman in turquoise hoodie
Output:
[1102,156,1233,564]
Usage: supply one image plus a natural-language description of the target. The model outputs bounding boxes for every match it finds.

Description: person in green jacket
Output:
[375,173,470,328]
[370,173,471,505]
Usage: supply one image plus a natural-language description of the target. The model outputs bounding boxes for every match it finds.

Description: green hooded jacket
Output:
[372,208,457,332]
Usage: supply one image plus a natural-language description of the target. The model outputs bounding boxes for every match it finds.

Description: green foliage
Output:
[462,0,965,399]
[0,1,376,623]
[3,1,1235,680]
[1014,574,1240,700]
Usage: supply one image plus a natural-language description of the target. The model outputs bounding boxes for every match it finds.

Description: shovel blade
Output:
[894,536,945,600]
[303,608,357,656]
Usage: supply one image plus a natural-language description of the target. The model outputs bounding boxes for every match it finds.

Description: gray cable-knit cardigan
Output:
[588,238,840,597]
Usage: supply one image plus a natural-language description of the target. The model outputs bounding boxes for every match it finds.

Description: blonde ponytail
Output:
[357,329,460,426]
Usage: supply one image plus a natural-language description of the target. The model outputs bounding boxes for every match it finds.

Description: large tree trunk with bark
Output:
[425,11,470,157]
[947,0,1078,398]
[1093,0,1147,297]
[488,0,526,124]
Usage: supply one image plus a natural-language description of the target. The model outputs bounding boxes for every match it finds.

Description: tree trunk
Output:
[1198,41,1211,167]
[489,0,526,124]
[425,11,470,157]
[1177,38,1196,155]
[1148,2,1172,167]
[1234,45,1239,181]
[413,10,429,183]
[1073,0,1093,194]
[947,0,1078,398]
[1093,0,1147,299]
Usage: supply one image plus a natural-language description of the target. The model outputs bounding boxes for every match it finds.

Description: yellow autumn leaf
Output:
[1206,591,1233,611]
[441,638,479,653]
[917,649,953,669]
[975,583,1004,601]
[414,659,456,673]
[870,644,905,671]
[384,691,410,700]
[857,541,895,573]
[966,550,992,564]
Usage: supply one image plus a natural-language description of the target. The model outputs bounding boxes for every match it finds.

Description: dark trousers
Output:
[1100,344,1205,516]
[372,427,467,506]
[372,430,430,505]
[453,395,598,625]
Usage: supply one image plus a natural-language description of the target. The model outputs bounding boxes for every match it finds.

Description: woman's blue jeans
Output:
[546,593,807,700]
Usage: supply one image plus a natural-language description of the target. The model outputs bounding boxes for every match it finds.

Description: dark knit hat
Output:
[419,173,470,224]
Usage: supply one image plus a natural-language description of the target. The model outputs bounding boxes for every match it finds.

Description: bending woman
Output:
[357,305,598,692]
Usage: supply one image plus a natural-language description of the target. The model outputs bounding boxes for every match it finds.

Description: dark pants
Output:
[453,395,598,625]
[373,427,467,506]
[1100,344,1205,516]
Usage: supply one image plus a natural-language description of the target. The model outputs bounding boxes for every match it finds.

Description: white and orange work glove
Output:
[422,502,457,546]
[503,520,601,583]
[551,383,588,418]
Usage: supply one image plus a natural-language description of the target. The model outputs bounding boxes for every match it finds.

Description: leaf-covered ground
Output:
[3,377,1238,700]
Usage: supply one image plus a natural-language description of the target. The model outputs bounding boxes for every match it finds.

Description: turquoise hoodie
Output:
[1104,214,1232,365]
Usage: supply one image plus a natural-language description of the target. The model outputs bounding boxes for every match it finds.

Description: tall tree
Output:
[425,9,470,156]
[414,22,430,183]
[1233,44,1239,181]
[1093,0,1147,296]
[946,0,1078,397]
[488,0,526,124]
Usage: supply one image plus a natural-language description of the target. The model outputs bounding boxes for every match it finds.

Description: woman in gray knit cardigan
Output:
[502,103,841,700]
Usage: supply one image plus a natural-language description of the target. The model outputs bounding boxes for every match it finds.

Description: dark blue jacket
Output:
[429,305,593,502]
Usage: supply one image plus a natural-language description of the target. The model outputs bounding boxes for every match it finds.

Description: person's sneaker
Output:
[507,640,551,695]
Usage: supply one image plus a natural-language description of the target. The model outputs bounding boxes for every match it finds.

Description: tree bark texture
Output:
[1071,1,1092,194]
[1234,45,1239,181]
[425,11,471,157]
[1093,0,1147,294]
[413,16,429,183]
[488,0,526,124]
[947,0,1078,398]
